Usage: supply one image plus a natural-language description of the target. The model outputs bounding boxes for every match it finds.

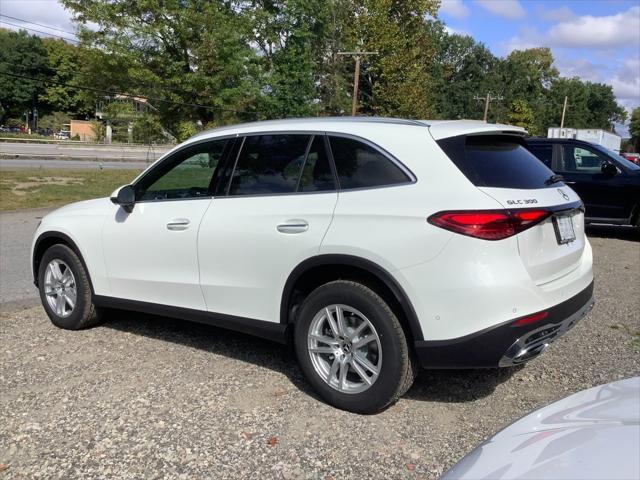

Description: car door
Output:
[198,133,338,322]
[102,138,230,309]
[557,143,628,220]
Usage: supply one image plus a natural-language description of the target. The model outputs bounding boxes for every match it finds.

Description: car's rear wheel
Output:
[294,280,414,414]
[38,244,103,330]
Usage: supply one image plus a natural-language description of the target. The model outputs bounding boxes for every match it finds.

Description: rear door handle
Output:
[166,218,190,231]
[277,220,309,234]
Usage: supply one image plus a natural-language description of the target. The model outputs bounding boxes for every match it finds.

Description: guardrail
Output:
[0,137,175,148]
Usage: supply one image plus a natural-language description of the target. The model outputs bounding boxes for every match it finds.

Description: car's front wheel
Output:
[38,244,103,330]
[294,280,414,414]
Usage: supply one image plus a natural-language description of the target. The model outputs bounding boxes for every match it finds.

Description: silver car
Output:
[442,377,640,480]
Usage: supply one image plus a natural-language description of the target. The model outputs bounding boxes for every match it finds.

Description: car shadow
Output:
[405,366,522,403]
[103,310,518,405]
[586,224,639,242]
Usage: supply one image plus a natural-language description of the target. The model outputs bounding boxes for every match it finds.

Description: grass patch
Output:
[0,168,142,211]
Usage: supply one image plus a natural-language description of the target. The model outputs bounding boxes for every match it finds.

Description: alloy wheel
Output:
[307,304,382,394]
[44,259,77,318]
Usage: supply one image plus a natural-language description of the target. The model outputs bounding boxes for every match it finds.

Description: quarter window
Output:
[328,136,410,190]
[136,139,228,201]
[228,134,311,195]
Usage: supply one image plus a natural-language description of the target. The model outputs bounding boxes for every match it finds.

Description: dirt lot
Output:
[1,227,638,479]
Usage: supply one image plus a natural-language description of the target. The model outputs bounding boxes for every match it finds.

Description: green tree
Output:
[629,107,640,151]
[133,113,166,144]
[102,102,136,142]
[507,99,536,134]
[62,0,262,128]
[38,111,71,131]
[341,0,440,117]
[40,38,93,115]
[493,48,558,130]
[247,0,333,118]
[431,32,500,120]
[584,82,626,129]
[544,77,590,129]
[0,29,50,119]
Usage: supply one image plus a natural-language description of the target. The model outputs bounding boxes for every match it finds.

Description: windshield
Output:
[591,144,640,171]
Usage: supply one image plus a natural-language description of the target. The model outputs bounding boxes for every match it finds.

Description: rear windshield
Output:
[437,135,558,189]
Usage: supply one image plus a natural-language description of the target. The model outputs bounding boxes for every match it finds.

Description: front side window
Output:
[228,134,311,195]
[560,145,604,173]
[136,139,228,201]
[328,136,410,190]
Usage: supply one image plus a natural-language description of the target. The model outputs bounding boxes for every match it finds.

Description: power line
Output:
[0,71,256,117]
[0,20,80,43]
[0,14,78,37]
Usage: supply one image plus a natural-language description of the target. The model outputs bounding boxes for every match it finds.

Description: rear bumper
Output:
[414,281,594,368]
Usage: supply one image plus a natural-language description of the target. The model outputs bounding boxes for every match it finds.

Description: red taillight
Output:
[511,310,549,327]
[428,209,551,240]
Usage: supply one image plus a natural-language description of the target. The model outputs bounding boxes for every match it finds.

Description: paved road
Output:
[0,141,171,161]
[0,158,152,170]
[0,229,638,479]
[0,208,53,311]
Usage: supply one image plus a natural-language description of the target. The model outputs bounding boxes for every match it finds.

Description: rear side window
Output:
[527,144,553,168]
[437,135,557,189]
[228,134,310,195]
[328,136,411,190]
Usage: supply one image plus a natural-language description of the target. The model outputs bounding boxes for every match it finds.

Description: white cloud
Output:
[444,25,471,37]
[0,0,78,40]
[547,6,640,49]
[475,0,525,20]
[609,59,640,109]
[503,6,640,52]
[439,0,470,20]
[537,5,576,23]
[554,56,639,114]
[554,57,605,83]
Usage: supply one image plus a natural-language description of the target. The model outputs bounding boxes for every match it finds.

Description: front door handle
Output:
[166,218,190,231]
[564,181,576,185]
[277,220,309,234]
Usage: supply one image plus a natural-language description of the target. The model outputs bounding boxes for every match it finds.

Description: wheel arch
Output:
[281,254,424,342]
[32,231,94,293]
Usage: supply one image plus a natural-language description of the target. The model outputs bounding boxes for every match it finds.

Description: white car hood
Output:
[442,377,640,479]
[43,197,113,219]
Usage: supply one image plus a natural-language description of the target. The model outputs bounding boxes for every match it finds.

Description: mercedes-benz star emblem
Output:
[557,188,570,201]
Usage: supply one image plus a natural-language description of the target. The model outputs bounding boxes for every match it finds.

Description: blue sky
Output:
[1,0,639,116]
[439,0,640,114]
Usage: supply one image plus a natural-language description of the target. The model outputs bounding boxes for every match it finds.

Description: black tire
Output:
[37,244,103,330]
[294,280,413,414]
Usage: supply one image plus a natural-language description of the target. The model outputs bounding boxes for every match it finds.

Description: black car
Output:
[527,138,640,226]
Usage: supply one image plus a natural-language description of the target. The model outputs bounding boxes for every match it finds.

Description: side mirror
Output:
[110,184,136,213]
[601,162,617,177]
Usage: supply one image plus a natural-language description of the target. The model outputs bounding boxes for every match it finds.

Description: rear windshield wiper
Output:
[544,174,564,186]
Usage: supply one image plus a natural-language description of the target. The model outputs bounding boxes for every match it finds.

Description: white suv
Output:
[32,118,594,413]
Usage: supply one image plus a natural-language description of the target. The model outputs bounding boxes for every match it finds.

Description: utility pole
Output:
[560,96,568,128]
[337,51,378,116]
[474,92,503,122]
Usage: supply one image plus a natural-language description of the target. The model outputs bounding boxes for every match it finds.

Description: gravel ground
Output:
[1,227,638,479]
